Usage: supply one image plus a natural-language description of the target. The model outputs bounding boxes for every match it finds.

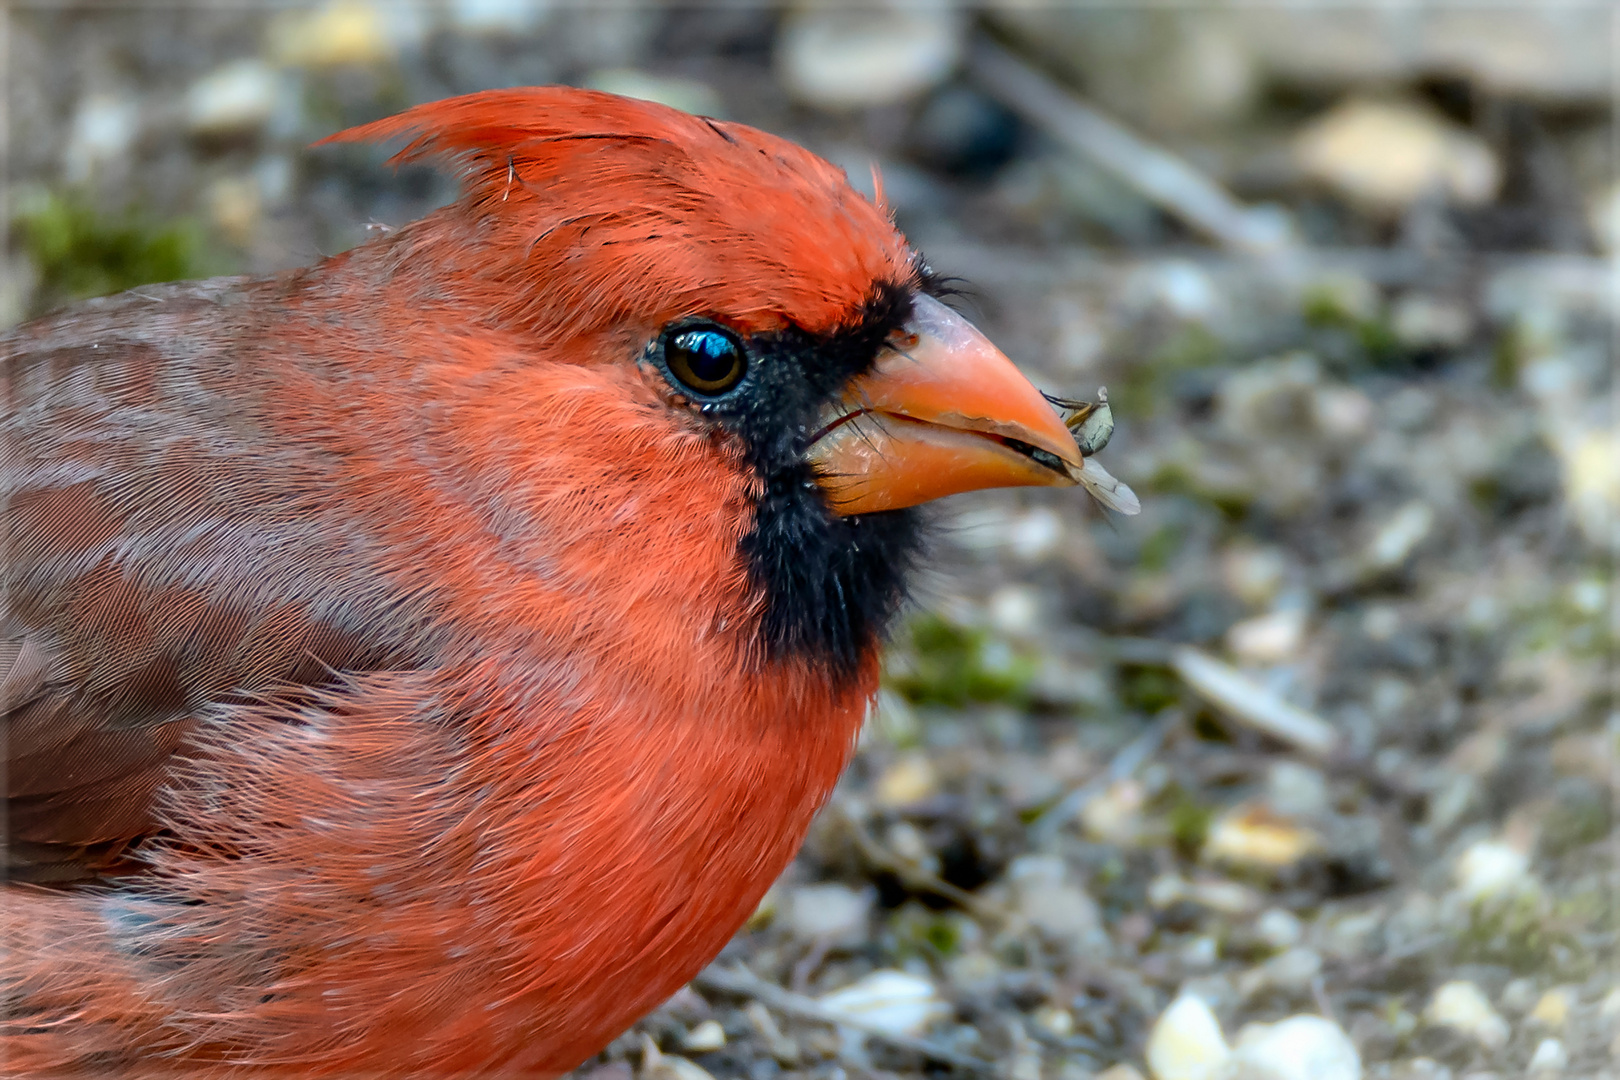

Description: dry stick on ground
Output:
[1029,706,1182,846]
[692,965,1002,1077]
[966,37,1292,255]
[836,803,1004,922]
[1169,646,1340,759]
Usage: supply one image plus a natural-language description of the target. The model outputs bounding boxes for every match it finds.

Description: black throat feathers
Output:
[657,282,928,685]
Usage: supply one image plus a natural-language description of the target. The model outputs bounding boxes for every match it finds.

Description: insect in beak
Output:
[1043,387,1116,456]
[1043,386,1141,516]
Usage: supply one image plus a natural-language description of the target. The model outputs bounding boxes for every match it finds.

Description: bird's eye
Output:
[662,325,747,397]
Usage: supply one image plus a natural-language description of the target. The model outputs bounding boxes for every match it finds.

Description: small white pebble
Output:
[445,0,550,34]
[988,584,1042,637]
[186,59,280,135]
[742,1002,798,1064]
[1144,260,1219,321]
[818,970,950,1036]
[1311,385,1374,440]
[1035,1006,1074,1039]
[1204,804,1320,870]
[885,821,934,869]
[1007,855,1103,946]
[1391,295,1473,349]
[1599,986,1620,1020]
[1426,981,1509,1050]
[1294,97,1500,211]
[1081,778,1146,845]
[1008,1039,1043,1080]
[1499,977,1539,1015]
[873,753,937,808]
[1320,910,1382,961]
[1527,1036,1568,1074]
[1149,873,1188,909]
[1557,427,1620,550]
[584,70,721,118]
[1255,907,1304,950]
[269,0,399,68]
[681,1020,726,1053]
[1145,993,1230,1080]
[1226,608,1308,664]
[1528,987,1573,1029]
[1215,352,1319,440]
[777,6,962,110]
[1187,878,1261,915]
[1453,839,1533,902]
[1365,501,1434,570]
[1222,545,1288,608]
[1097,1066,1147,1080]
[1180,936,1218,970]
[1266,761,1332,820]
[1361,605,1400,641]
[206,175,262,246]
[641,1035,718,1080]
[1230,1014,1362,1080]
[64,95,140,182]
[743,1001,782,1042]
[942,948,997,987]
[1569,577,1608,615]
[1240,948,1323,999]
[784,883,871,943]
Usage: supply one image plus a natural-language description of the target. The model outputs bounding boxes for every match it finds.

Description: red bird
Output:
[1,87,1080,1075]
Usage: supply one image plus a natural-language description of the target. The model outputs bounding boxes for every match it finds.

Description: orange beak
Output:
[807,294,1080,515]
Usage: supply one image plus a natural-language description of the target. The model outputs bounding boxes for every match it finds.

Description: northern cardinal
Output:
[2,87,1081,1076]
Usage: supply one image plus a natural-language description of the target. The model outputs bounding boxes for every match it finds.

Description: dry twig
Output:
[1170,646,1339,759]
[967,38,1292,255]
[1029,707,1180,844]
[692,965,1001,1076]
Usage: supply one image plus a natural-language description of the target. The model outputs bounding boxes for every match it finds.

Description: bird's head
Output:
[322,88,1079,682]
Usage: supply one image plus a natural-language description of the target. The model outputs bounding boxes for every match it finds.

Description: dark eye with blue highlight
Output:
[662,324,747,396]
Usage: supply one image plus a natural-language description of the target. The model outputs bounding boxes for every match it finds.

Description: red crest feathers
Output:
[320,87,916,339]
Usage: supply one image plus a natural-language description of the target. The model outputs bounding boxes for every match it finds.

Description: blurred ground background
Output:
[3,4,1617,1079]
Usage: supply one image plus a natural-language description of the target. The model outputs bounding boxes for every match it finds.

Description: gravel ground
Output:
[5,6,1616,1080]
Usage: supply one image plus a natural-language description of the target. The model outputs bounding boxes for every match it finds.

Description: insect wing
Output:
[1070,456,1141,515]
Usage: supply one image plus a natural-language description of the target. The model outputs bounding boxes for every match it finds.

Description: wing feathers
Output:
[3,284,438,878]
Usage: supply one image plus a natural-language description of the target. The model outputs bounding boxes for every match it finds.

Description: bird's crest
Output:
[320,87,915,338]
